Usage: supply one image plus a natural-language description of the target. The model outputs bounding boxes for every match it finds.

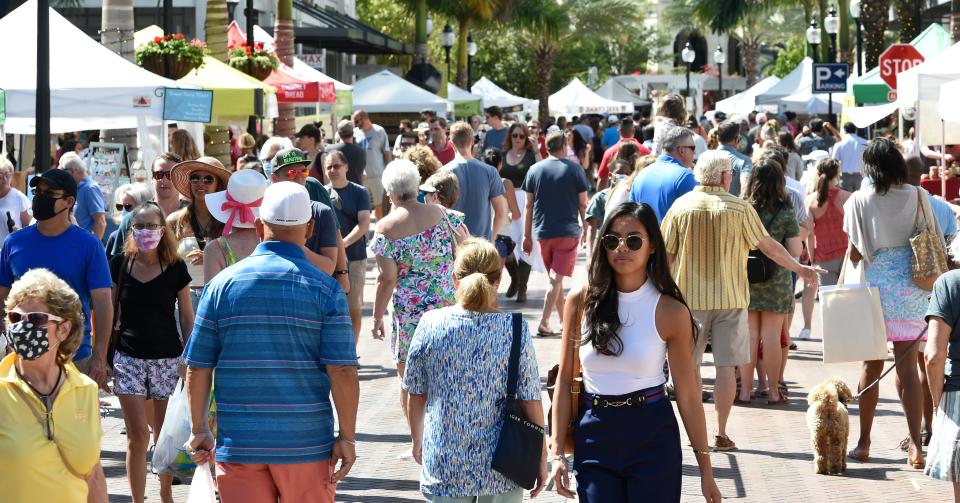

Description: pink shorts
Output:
[539,236,579,277]
[216,459,336,503]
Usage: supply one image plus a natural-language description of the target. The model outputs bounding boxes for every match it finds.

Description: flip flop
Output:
[537,329,561,337]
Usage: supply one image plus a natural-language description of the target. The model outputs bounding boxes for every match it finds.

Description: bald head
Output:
[905,155,925,186]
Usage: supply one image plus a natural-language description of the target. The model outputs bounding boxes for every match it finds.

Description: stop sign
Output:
[879,44,925,90]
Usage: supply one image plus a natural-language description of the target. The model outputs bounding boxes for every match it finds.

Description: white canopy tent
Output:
[447,83,483,103]
[779,87,845,115]
[471,77,534,111]
[846,102,900,128]
[756,58,814,107]
[595,78,648,107]
[897,41,960,145]
[0,0,180,134]
[548,78,632,116]
[352,70,451,114]
[714,75,781,115]
[939,80,960,124]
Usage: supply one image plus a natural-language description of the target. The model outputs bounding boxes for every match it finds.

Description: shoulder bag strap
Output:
[569,288,587,417]
[7,380,88,479]
[112,256,128,332]
[504,312,523,401]
[914,187,927,231]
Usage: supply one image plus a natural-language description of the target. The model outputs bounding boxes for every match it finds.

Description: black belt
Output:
[582,385,666,408]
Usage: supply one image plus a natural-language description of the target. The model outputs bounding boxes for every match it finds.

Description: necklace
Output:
[18,364,63,400]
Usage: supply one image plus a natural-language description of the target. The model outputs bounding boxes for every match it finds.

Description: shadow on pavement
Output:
[356,432,412,443]
[340,476,420,492]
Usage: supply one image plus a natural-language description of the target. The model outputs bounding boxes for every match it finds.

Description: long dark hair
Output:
[570,129,588,159]
[815,158,841,206]
[743,158,790,214]
[583,202,695,355]
[862,137,906,195]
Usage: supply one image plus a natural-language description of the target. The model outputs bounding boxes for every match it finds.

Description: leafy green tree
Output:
[763,36,806,77]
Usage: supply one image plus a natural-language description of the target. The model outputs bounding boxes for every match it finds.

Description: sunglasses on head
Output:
[189,174,215,185]
[7,311,64,326]
[285,167,310,179]
[116,203,134,212]
[153,170,172,180]
[600,233,645,251]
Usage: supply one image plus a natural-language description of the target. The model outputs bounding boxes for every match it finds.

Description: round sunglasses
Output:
[189,174,216,185]
[115,203,134,212]
[600,234,645,251]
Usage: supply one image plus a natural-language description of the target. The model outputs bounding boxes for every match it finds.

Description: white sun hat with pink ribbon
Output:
[205,169,268,234]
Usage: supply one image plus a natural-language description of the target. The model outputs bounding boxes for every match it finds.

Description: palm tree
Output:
[896,0,917,41]
[100,0,138,169]
[953,0,960,43]
[274,0,296,138]
[860,0,890,70]
[427,0,505,88]
[205,0,229,61]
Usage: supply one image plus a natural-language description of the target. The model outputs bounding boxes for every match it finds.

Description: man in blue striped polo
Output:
[184,181,359,502]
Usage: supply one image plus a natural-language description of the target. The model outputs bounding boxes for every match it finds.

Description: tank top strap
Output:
[217,237,240,266]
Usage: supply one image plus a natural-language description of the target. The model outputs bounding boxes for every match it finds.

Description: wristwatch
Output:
[333,269,349,277]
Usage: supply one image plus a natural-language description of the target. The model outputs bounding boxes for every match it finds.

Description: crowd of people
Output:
[3,93,960,503]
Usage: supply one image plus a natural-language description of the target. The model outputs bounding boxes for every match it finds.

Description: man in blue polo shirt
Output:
[630,126,699,222]
[185,182,359,501]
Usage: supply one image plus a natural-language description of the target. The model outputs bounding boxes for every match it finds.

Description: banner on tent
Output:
[163,88,213,123]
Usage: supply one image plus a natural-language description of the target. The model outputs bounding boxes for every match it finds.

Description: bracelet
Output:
[338,435,356,446]
[692,448,711,456]
[333,269,349,277]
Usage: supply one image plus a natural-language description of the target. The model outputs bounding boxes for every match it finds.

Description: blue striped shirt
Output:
[184,241,358,464]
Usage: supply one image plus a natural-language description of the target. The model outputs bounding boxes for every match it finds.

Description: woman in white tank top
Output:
[548,202,721,503]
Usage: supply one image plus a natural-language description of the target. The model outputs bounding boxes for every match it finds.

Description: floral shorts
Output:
[112,351,181,400]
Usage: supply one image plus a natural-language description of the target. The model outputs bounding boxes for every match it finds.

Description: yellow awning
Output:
[178,56,276,123]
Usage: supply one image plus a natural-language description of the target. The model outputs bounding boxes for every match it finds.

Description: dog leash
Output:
[854,326,929,400]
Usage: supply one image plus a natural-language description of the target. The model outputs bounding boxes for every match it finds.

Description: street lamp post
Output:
[441,24,455,84]
[850,0,863,76]
[467,32,477,90]
[681,42,695,98]
[244,0,256,49]
[227,0,239,23]
[37,0,50,173]
[714,46,726,99]
[824,6,839,123]
[806,19,821,64]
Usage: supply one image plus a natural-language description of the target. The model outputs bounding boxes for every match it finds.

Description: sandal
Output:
[778,381,789,398]
[734,397,752,405]
[898,437,910,452]
[767,394,789,405]
[848,447,870,462]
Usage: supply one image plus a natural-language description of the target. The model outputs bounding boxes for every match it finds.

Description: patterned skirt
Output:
[925,390,960,482]
[863,247,928,342]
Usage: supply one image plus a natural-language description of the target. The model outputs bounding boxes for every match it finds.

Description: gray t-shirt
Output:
[522,157,590,240]
[443,158,505,240]
[357,124,389,179]
[926,270,960,392]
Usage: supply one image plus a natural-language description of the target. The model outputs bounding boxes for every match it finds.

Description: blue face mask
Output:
[262,161,273,179]
[611,174,628,185]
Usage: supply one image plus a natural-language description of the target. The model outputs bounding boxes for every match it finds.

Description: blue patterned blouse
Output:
[403,307,541,498]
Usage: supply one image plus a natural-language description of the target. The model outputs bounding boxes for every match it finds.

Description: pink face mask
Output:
[132,228,163,251]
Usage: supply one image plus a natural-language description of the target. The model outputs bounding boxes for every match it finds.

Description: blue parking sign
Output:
[812,64,849,93]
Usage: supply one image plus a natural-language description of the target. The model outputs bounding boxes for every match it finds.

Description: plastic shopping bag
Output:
[187,463,217,503]
[152,379,197,478]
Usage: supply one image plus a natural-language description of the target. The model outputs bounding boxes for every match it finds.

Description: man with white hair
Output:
[60,152,106,239]
[661,150,823,452]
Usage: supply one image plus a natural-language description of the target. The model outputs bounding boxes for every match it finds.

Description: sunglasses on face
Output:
[189,174,215,185]
[676,145,697,152]
[285,167,310,179]
[601,233,645,251]
[511,133,526,139]
[132,223,163,231]
[7,310,64,326]
[153,170,172,180]
[116,203,134,212]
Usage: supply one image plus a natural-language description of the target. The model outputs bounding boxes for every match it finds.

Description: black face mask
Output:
[32,194,68,221]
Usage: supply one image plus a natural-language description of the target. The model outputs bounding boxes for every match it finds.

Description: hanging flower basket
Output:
[135,34,205,79]
[227,42,279,81]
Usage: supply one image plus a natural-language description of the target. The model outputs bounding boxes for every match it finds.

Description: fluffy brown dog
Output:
[806,377,854,475]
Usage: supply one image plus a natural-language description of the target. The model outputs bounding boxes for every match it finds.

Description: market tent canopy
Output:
[851,23,951,104]
[756,58,813,105]
[779,88,845,115]
[845,102,900,128]
[352,70,451,113]
[549,78,632,115]
[939,80,960,123]
[447,83,483,117]
[714,75,781,116]
[471,77,531,111]
[897,41,960,145]
[265,64,334,103]
[0,1,181,134]
[595,78,649,107]
[178,56,278,124]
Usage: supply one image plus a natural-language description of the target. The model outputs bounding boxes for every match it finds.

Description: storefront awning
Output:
[289,1,411,55]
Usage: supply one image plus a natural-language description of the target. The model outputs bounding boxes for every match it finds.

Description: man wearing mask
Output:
[0,169,113,389]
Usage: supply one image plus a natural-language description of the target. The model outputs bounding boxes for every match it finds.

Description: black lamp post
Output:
[851,0,863,76]
[244,0,256,49]
[467,32,477,90]
[441,24,455,83]
[227,0,238,23]
[37,0,50,173]
[825,5,839,63]
[714,46,725,99]
[806,19,821,64]
[681,42,695,97]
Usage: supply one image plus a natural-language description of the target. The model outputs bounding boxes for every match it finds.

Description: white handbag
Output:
[818,252,889,364]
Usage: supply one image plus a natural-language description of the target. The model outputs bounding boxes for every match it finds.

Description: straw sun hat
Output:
[170,157,232,199]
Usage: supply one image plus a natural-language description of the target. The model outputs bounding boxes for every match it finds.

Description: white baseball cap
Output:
[802,150,830,163]
[259,181,311,226]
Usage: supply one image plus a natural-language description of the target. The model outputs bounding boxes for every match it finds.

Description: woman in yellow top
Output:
[0,268,107,503]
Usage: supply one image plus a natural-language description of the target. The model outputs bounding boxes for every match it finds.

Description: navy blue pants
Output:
[573,395,682,502]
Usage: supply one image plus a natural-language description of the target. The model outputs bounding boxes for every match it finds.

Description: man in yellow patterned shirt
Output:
[661,150,822,452]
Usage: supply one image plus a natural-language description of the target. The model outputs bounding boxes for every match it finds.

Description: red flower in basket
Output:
[245,47,252,56]
[255,41,264,51]
[153,36,163,44]
[173,33,185,40]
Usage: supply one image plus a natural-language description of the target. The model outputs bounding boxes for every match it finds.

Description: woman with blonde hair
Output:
[405,238,546,501]
[403,144,442,184]
[0,268,108,503]
[169,129,201,162]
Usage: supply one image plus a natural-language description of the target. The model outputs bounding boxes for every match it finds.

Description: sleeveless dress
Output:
[503,149,546,272]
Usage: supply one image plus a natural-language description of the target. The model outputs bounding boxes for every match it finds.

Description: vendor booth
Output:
[548,78,633,116]
[352,70,451,114]
[447,83,483,118]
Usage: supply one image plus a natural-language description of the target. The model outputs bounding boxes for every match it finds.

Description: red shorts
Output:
[216,460,336,503]
[539,236,579,277]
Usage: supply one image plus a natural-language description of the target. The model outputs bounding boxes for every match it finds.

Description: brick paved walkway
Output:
[100,253,953,502]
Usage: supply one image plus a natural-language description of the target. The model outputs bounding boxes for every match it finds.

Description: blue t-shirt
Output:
[522,157,589,240]
[184,241,358,464]
[326,182,371,262]
[481,126,509,152]
[306,201,338,253]
[629,155,698,223]
[75,177,105,234]
[443,159,505,240]
[602,127,620,150]
[0,225,112,360]
[926,270,960,392]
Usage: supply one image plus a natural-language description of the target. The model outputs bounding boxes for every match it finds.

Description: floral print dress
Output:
[371,212,463,363]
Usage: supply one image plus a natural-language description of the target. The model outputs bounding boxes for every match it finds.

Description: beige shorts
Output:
[347,260,366,310]
[692,308,749,367]
[365,176,385,206]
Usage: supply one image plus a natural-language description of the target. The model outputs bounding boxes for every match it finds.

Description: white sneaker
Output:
[797,328,811,340]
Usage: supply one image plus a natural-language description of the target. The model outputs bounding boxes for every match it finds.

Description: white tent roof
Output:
[352,70,451,113]
[897,41,960,145]
[447,83,482,103]
[939,80,960,124]
[292,59,352,92]
[471,77,531,110]
[0,0,181,134]
[756,58,814,105]
[779,87,845,115]
[714,76,781,115]
[595,79,647,106]
[549,78,632,115]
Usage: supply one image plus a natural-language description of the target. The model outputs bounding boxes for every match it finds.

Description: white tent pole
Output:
[942,118,947,198]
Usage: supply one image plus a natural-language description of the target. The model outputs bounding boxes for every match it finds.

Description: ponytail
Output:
[815,159,840,207]
[453,238,502,312]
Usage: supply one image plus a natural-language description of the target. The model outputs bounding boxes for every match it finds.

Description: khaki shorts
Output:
[347,260,365,310]
[365,176,385,207]
[692,308,749,367]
